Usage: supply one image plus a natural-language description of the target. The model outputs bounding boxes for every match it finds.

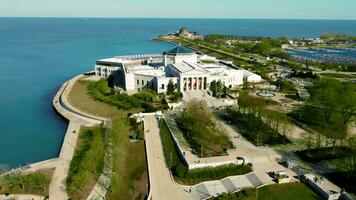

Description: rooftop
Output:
[163,45,194,56]
[170,62,208,75]
[126,65,166,77]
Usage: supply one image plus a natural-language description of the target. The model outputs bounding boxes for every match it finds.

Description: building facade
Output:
[94,45,259,94]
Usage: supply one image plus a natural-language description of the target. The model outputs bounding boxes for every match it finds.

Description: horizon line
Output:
[1,16,356,21]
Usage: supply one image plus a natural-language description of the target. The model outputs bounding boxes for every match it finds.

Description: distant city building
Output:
[94,45,261,94]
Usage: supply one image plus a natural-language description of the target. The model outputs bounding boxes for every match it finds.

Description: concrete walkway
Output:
[49,75,106,200]
[144,116,192,200]
[144,115,284,200]
[0,194,45,200]
[49,122,80,200]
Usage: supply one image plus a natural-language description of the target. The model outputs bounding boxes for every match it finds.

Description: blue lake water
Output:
[1,18,356,169]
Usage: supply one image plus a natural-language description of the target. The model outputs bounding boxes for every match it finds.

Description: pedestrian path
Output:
[49,75,107,200]
[191,173,261,199]
[144,116,192,200]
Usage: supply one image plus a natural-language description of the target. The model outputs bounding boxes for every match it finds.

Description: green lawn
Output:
[68,79,148,200]
[215,183,322,200]
[0,170,53,197]
[66,126,105,200]
[257,183,323,200]
[320,73,355,79]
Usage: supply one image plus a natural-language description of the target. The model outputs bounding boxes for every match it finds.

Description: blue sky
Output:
[1,0,356,19]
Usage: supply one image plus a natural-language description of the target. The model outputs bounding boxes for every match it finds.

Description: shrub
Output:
[175,163,252,185]
[175,164,188,178]
[87,79,164,112]
[295,147,354,162]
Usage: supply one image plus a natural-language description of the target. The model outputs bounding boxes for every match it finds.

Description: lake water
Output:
[1,18,356,169]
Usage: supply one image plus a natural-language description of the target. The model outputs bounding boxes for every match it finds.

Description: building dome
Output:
[163,45,194,56]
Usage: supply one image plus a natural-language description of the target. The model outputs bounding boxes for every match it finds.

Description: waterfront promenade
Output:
[49,74,106,200]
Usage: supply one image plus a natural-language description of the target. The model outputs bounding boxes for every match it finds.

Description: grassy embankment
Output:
[159,119,251,185]
[214,183,322,200]
[0,170,54,197]
[66,126,105,200]
[67,78,148,200]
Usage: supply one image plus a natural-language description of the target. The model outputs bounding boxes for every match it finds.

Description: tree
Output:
[346,137,356,172]
[222,86,228,98]
[338,84,356,134]
[210,80,217,97]
[167,80,176,95]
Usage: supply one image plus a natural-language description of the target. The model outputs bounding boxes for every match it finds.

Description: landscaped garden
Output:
[87,78,167,112]
[214,183,323,200]
[176,100,232,157]
[0,170,53,197]
[159,119,252,185]
[223,92,290,146]
[68,78,148,200]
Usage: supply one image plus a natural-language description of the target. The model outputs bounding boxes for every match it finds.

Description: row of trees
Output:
[309,78,355,146]
[226,92,290,146]
[290,78,356,171]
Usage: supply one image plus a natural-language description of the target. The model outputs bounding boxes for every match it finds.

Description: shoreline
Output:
[1,74,106,199]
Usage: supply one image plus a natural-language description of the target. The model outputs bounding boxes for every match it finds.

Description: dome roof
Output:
[163,45,194,56]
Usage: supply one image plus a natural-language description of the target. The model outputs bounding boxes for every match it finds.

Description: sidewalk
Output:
[144,116,192,200]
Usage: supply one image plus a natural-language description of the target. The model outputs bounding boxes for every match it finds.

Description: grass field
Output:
[66,126,105,200]
[0,169,54,197]
[257,183,323,200]
[215,183,322,200]
[320,73,355,79]
[68,79,148,200]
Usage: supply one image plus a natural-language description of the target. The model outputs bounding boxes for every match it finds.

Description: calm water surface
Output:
[1,18,356,168]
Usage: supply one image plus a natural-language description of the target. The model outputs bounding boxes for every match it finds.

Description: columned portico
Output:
[181,76,208,91]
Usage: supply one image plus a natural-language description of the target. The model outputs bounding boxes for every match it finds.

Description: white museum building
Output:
[95,45,261,94]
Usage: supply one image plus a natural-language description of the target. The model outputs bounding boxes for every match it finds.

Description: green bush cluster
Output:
[87,79,164,112]
[159,119,182,169]
[174,163,252,185]
[295,146,354,162]
[215,188,257,200]
[0,172,51,196]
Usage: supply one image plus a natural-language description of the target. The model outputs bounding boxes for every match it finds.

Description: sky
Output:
[0,0,356,19]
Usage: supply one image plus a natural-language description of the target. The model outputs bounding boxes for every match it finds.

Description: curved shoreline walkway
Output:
[50,75,105,200]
